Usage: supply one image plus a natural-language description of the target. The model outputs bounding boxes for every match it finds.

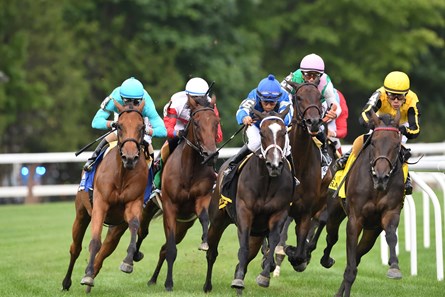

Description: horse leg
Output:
[203,210,232,293]
[81,200,108,289]
[162,203,178,291]
[93,224,128,277]
[232,213,253,293]
[338,216,361,297]
[120,201,143,273]
[62,198,90,291]
[273,216,293,277]
[286,214,311,272]
[382,213,402,279]
[196,198,210,251]
[134,200,160,262]
[320,197,346,268]
[147,243,167,286]
[306,208,327,262]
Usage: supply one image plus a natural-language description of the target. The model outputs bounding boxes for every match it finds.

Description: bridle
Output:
[370,126,401,178]
[259,116,286,159]
[116,109,145,158]
[292,82,323,129]
[181,106,216,159]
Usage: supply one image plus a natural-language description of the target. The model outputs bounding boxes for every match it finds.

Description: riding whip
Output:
[75,128,116,156]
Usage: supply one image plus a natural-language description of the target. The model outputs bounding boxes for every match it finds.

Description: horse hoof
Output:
[275,245,285,255]
[198,242,209,251]
[292,261,307,272]
[320,257,335,269]
[273,265,281,277]
[120,262,133,273]
[147,279,156,286]
[80,276,94,287]
[256,274,270,287]
[231,278,244,289]
[133,251,144,262]
[387,268,402,279]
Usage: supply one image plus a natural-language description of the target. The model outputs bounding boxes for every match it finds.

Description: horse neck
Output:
[291,125,316,158]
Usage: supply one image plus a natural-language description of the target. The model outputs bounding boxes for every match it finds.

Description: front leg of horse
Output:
[81,238,102,287]
[285,216,311,272]
[321,199,346,269]
[120,217,140,273]
[385,222,402,279]
[257,227,281,288]
[198,208,210,251]
[164,233,178,291]
[231,231,250,293]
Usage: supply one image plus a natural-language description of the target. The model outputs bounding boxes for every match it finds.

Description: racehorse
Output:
[323,110,404,297]
[61,100,148,293]
[203,107,294,294]
[281,81,333,272]
[146,95,219,291]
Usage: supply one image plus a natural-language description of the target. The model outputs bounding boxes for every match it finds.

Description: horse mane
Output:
[378,113,394,126]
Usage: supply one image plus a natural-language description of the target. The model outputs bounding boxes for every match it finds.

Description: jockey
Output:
[225,74,297,185]
[336,71,420,195]
[281,53,342,167]
[151,77,223,192]
[83,77,167,171]
[330,89,349,156]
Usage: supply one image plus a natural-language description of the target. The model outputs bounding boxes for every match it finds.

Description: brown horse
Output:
[281,82,333,271]
[323,110,404,297]
[146,95,219,291]
[203,107,294,294]
[61,100,148,293]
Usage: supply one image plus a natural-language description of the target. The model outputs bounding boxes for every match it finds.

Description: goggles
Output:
[386,92,407,101]
[302,71,322,79]
[257,90,281,102]
[122,97,142,105]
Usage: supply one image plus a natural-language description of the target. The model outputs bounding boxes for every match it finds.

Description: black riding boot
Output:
[83,138,109,172]
[316,132,331,167]
[224,145,250,176]
[404,174,413,195]
[335,149,351,171]
[286,154,300,187]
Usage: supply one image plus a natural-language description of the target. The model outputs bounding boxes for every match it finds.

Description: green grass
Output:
[0,191,443,297]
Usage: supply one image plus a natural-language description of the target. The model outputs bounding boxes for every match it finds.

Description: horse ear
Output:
[369,109,380,127]
[114,99,124,112]
[394,108,401,126]
[137,100,145,112]
[188,95,198,109]
[211,94,216,106]
[279,104,291,120]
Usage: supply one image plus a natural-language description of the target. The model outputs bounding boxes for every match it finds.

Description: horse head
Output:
[252,105,290,177]
[288,81,323,135]
[185,95,220,166]
[114,99,145,169]
[368,109,402,191]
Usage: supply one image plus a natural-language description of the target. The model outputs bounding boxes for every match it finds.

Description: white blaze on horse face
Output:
[269,122,282,160]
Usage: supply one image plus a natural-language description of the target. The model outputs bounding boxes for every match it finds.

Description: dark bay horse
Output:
[62,100,148,292]
[203,107,294,294]
[146,95,219,291]
[282,82,333,271]
[323,110,404,297]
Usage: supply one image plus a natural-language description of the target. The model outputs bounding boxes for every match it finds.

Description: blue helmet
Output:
[256,74,282,102]
[120,77,144,99]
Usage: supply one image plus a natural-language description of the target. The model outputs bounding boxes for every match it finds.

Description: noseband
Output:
[292,82,323,129]
[370,127,401,177]
[259,116,286,159]
[117,109,145,157]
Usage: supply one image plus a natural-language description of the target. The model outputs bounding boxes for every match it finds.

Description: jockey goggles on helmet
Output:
[122,97,142,105]
[256,90,280,103]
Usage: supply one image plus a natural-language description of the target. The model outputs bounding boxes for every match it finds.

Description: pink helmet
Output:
[300,53,325,73]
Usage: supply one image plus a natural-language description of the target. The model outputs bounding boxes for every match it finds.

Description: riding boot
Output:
[286,154,300,187]
[83,138,109,172]
[224,145,250,176]
[404,173,413,195]
[335,149,351,171]
[316,132,331,167]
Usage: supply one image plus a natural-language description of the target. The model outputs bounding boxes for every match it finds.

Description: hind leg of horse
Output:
[320,197,346,269]
[62,199,90,291]
[134,200,160,262]
[382,213,402,279]
[203,210,232,293]
[307,207,328,261]
[93,224,128,277]
[338,216,361,297]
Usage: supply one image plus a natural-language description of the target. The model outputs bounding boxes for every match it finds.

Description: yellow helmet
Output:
[383,71,410,94]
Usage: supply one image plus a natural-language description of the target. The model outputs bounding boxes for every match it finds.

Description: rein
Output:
[260,116,286,159]
[117,109,145,157]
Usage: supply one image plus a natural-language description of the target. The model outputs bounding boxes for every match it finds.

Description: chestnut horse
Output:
[323,110,404,297]
[203,107,294,294]
[61,100,148,293]
[282,82,333,271]
[146,95,219,291]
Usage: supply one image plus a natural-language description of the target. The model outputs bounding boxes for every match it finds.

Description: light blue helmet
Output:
[256,74,282,102]
[120,77,144,99]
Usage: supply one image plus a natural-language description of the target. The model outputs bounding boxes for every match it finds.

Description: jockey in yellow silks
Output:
[331,71,420,197]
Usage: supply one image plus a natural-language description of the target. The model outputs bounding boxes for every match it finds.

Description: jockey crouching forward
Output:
[150,77,223,198]
[83,77,167,171]
[281,53,342,167]
[225,74,299,186]
[335,71,420,195]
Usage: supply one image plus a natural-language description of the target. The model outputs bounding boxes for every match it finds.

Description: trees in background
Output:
[1,0,444,153]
